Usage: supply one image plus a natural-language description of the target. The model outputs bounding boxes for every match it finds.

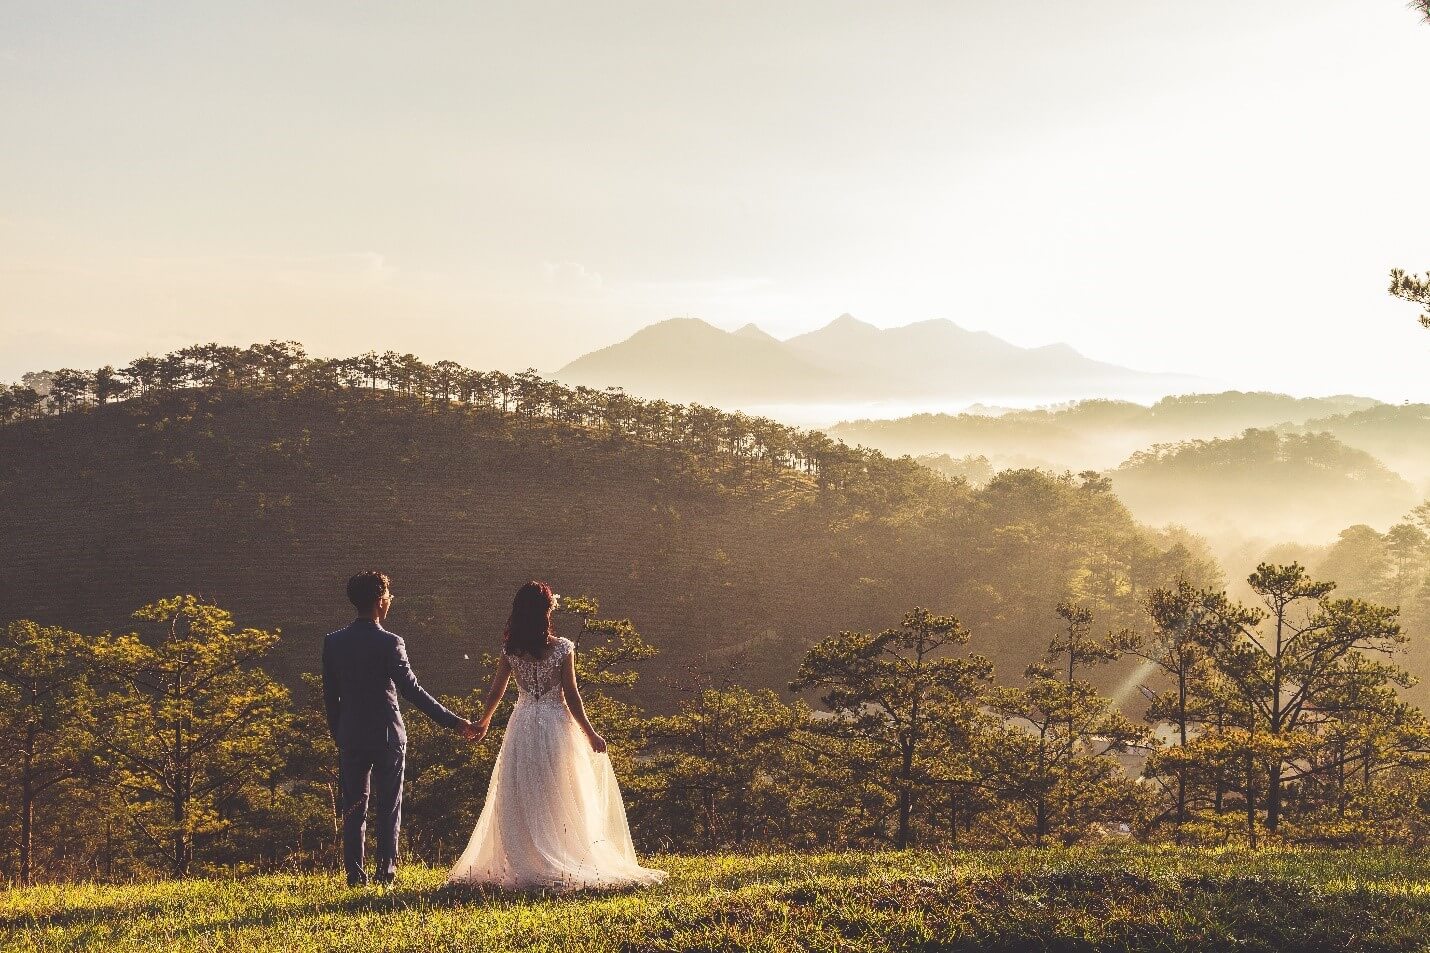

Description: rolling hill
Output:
[1282,403,1430,494]
[829,392,1385,472]
[0,380,1208,707]
[1107,429,1419,547]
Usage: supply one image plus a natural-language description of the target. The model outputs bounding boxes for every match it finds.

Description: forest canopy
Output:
[0,340,1216,702]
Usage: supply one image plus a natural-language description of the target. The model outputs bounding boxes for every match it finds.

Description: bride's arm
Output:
[560,650,607,753]
[472,655,512,743]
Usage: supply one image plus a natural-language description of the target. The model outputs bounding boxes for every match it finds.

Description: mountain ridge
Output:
[557,314,1197,406]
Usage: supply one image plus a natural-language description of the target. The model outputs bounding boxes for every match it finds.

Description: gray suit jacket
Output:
[321,618,463,750]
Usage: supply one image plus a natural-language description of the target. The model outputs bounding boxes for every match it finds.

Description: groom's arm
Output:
[387,635,465,730]
[320,636,341,741]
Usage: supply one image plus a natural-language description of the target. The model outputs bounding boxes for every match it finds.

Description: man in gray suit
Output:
[322,570,476,887]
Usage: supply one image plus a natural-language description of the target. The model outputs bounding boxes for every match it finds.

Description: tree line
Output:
[3,563,1427,886]
[1317,504,1430,655]
[0,341,940,498]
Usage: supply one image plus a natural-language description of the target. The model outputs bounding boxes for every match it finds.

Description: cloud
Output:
[540,260,604,294]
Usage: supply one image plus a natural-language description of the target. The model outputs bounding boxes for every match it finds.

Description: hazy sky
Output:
[3,1,1428,399]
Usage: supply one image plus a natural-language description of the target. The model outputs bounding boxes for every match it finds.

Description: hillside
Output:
[1108,429,1418,548]
[830,392,1384,472]
[556,315,1190,406]
[1282,403,1430,492]
[0,382,1204,705]
[6,849,1428,952]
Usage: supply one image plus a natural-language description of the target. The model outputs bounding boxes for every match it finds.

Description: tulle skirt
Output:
[446,695,667,891]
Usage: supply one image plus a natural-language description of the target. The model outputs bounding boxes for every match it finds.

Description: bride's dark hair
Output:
[504,580,556,658]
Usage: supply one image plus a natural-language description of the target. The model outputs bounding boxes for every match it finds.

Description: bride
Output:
[447,581,667,891]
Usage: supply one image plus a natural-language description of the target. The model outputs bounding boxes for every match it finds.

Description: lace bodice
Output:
[506,637,573,703]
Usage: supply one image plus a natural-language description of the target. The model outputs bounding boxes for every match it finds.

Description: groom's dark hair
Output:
[347,570,391,612]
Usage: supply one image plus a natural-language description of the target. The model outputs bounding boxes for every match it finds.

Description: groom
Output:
[322,570,476,887]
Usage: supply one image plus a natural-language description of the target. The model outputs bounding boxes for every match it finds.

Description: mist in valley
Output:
[832,393,1430,561]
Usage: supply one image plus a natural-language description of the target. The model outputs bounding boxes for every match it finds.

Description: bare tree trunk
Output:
[1175,667,1188,845]
[1245,753,1258,850]
[1336,740,1347,819]
[948,787,959,849]
[20,748,33,887]
[896,697,919,849]
[1266,761,1283,835]
[174,780,188,876]
[1362,743,1373,819]
[704,790,717,852]
[896,784,912,849]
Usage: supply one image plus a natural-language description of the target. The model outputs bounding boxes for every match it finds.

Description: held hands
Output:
[459,716,598,751]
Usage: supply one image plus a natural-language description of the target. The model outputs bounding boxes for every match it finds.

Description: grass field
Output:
[6,848,1430,952]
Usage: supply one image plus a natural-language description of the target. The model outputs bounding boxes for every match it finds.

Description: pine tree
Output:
[0,621,97,885]
[1389,268,1430,328]
[92,596,290,876]
[1127,583,1257,842]
[791,608,993,848]
[984,607,1148,845]
[642,683,807,851]
[1201,564,1404,838]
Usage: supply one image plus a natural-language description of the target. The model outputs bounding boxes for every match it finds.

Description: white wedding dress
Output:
[447,636,666,891]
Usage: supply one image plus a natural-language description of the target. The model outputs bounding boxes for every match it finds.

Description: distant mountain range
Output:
[556,315,1199,406]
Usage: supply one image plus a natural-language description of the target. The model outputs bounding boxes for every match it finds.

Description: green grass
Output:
[6,848,1430,952]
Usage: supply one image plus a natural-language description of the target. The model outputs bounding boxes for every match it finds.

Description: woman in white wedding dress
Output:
[447,581,666,891]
